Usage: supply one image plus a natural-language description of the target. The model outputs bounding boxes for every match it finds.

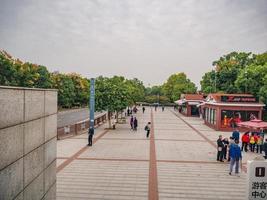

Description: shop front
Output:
[202,94,265,131]
[176,94,204,117]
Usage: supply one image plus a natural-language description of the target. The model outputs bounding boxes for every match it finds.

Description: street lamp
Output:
[245,71,248,93]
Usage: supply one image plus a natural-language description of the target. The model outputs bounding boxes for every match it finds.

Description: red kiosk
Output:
[175,94,204,117]
[202,93,265,131]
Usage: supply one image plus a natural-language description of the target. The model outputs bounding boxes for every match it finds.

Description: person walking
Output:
[222,138,229,160]
[263,139,267,159]
[217,135,224,162]
[145,122,151,138]
[250,133,256,152]
[130,115,134,130]
[256,135,264,154]
[232,128,240,141]
[162,106,165,112]
[228,137,235,161]
[88,127,94,146]
[241,132,249,152]
[133,117,138,131]
[229,140,242,175]
[142,107,145,113]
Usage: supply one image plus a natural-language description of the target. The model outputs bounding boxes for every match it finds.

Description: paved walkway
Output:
[56,107,260,200]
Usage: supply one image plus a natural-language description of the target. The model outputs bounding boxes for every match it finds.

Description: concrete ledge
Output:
[45,138,57,168]
[0,88,24,129]
[44,160,56,193]
[24,119,44,155]
[25,90,45,122]
[24,146,44,186]
[43,182,56,200]
[45,114,57,142]
[0,158,23,200]
[0,125,23,170]
[45,91,57,116]
[24,172,44,200]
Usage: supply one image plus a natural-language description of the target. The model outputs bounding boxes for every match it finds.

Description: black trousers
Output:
[217,150,223,161]
[88,134,93,146]
[146,130,150,138]
[241,142,248,152]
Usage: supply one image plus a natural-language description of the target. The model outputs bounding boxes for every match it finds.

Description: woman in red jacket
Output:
[241,132,250,152]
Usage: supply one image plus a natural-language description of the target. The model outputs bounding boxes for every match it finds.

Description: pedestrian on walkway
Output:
[217,135,224,162]
[229,140,242,175]
[250,133,256,152]
[241,132,249,152]
[145,122,151,138]
[256,135,264,154]
[263,139,267,159]
[162,106,165,112]
[228,137,235,161]
[222,138,229,160]
[130,115,134,130]
[232,128,240,141]
[133,117,138,131]
[88,127,94,146]
[142,106,145,113]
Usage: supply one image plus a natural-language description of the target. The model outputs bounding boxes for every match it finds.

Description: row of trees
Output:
[144,72,197,104]
[0,51,145,109]
[200,51,267,106]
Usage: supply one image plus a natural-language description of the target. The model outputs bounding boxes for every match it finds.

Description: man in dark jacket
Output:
[229,140,242,175]
[263,138,267,159]
[217,135,224,162]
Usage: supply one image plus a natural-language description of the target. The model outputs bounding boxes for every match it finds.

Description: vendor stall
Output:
[202,93,265,131]
[176,94,204,117]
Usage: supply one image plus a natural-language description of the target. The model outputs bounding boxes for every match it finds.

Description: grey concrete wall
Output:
[0,86,57,200]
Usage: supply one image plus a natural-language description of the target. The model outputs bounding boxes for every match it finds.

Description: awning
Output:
[188,102,201,106]
[174,100,185,105]
[237,119,267,130]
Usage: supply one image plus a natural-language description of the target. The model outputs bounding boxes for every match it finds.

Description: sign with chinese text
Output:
[221,96,257,103]
[247,160,267,200]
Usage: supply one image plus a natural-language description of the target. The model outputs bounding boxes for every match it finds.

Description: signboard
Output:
[221,96,257,103]
[247,159,267,200]
[89,78,95,133]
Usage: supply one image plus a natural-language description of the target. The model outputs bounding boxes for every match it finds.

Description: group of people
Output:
[129,106,152,138]
[217,128,267,175]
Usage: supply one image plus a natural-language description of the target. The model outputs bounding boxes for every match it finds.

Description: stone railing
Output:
[57,112,107,140]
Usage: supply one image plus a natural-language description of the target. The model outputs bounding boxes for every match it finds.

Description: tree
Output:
[68,73,89,107]
[95,76,129,128]
[0,53,18,86]
[162,72,196,102]
[235,63,267,95]
[211,52,255,93]
[125,78,145,105]
[51,73,75,108]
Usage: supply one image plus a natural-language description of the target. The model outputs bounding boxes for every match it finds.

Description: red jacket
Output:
[242,134,250,143]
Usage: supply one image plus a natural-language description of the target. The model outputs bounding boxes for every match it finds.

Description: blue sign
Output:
[89,78,95,133]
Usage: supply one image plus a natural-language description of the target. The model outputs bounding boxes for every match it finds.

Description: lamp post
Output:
[245,71,248,93]
[88,78,95,146]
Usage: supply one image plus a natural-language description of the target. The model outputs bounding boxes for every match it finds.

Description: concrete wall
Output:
[0,86,57,200]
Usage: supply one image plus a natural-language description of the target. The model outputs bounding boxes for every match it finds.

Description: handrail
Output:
[57,112,107,140]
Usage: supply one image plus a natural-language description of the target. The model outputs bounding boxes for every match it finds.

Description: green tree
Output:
[162,72,196,102]
[125,78,145,105]
[51,73,75,108]
[0,53,18,85]
[235,63,267,95]
[95,76,129,128]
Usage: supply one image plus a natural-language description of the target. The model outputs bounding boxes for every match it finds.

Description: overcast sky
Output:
[0,0,266,88]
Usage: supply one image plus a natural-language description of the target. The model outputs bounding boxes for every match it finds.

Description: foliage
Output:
[125,78,145,105]
[162,72,197,102]
[51,73,76,108]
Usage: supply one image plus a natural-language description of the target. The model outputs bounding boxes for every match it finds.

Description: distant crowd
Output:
[217,128,267,175]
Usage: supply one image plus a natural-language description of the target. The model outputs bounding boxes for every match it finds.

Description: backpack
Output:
[144,125,148,131]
